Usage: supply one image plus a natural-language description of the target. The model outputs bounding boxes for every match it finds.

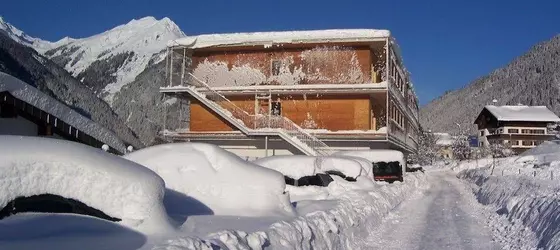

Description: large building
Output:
[474,105,560,154]
[161,29,419,158]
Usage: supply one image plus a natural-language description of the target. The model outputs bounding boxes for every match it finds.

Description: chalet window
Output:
[271,101,281,116]
[510,140,519,146]
[522,140,532,146]
[271,60,282,76]
[507,129,519,134]
[521,129,546,134]
[0,104,17,118]
[534,129,545,134]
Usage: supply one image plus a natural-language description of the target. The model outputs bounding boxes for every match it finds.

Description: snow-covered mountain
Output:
[42,16,185,105]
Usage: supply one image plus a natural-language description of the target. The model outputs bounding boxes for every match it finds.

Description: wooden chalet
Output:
[474,105,560,154]
[161,29,420,158]
[0,73,127,154]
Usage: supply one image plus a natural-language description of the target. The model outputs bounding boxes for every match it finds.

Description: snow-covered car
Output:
[333,149,406,183]
[0,135,172,234]
[252,155,368,186]
[124,142,295,220]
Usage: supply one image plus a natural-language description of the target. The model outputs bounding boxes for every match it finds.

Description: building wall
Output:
[190,45,378,87]
[189,94,373,132]
[0,116,38,136]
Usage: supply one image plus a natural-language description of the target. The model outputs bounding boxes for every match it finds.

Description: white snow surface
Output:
[0,136,172,233]
[44,16,185,105]
[152,173,429,250]
[252,155,366,179]
[484,105,560,122]
[124,142,296,218]
[169,29,391,48]
[0,72,127,152]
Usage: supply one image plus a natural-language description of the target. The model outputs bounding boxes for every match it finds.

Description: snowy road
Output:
[358,171,501,250]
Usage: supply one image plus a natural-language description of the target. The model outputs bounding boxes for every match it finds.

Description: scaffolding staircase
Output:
[180,73,334,156]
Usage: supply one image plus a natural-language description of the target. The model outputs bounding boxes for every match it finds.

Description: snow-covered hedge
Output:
[0,136,171,233]
[124,143,295,218]
[252,155,367,180]
[458,166,560,250]
[152,173,429,250]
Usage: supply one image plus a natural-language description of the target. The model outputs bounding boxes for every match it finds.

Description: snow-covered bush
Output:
[0,136,171,233]
[124,142,295,218]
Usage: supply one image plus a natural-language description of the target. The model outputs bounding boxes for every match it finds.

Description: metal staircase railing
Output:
[184,73,334,156]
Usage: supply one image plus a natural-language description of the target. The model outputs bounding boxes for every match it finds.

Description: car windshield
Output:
[372,161,402,175]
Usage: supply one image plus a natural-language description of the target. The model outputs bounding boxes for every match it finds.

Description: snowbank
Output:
[124,143,295,218]
[0,73,127,152]
[152,173,429,250]
[458,161,560,249]
[0,136,170,233]
[252,155,365,179]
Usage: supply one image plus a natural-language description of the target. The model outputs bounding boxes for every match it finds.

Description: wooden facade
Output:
[185,41,386,87]
[190,93,385,132]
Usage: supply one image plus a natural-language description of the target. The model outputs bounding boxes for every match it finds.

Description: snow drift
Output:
[124,143,295,218]
[458,161,560,250]
[152,173,429,250]
[0,136,171,233]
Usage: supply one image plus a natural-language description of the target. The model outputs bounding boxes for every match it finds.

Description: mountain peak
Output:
[0,16,57,53]
[42,16,186,105]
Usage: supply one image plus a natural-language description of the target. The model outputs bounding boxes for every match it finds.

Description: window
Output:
[0,104,17,118]
[479,130,484,136]
[510,140,520,146]
[271,102,281,116]
[508,129,519,134]
[271,60,282,76]
[521,129,546,134]
[522,140,533,146]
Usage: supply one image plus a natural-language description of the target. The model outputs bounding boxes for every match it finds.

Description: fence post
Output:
[518,169,521,175]
[551,171,554,180]
[533,171,536,177]
[501,169,504,176]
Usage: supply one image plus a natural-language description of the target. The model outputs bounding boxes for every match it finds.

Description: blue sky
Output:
[2,0,559,105]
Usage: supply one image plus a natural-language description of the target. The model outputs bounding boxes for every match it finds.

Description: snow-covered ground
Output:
[152,173,429,250]
[0,137,432,250]
[356,171,501,249]
[457,157,560,250]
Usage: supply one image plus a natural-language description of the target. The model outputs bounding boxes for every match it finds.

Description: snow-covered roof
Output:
[168,29,391,49]
[484,105,560,122]
[434,133,453,146]
[0,73,127,152]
